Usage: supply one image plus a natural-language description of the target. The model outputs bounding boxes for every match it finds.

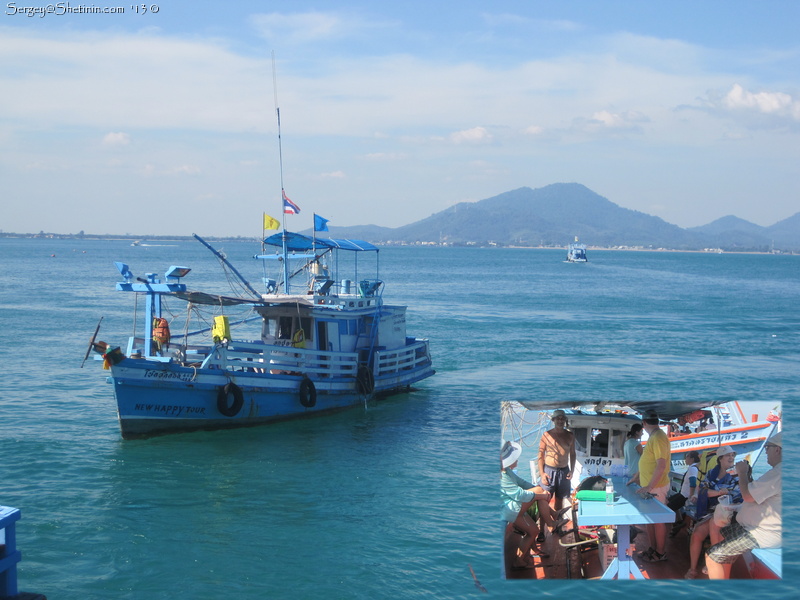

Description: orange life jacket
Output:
[152,318,171,343]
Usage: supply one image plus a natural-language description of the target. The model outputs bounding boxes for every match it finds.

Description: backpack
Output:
[576,475,608,492]
[696,449,718,484]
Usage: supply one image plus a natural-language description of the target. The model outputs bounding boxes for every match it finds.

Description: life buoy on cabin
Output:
[356,365,375,396]
[152,317,171,352]
[299,376,316,408]
[217,382,244,417]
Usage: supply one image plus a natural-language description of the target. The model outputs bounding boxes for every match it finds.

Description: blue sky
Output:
[2,1,799,236]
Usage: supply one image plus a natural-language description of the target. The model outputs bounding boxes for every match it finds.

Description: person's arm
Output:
[567,434,576,480]
[687,468,697,499]
[640,458,667,493]
[538,434,549,485]
[635,443,643,456]
[735,461,754,502]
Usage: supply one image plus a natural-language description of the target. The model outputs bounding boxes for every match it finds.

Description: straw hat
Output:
[501,441,523,468]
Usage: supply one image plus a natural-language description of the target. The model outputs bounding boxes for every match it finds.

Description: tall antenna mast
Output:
[272,51,291,293]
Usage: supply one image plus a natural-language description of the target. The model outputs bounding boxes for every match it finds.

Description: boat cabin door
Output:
[316,319,340,352]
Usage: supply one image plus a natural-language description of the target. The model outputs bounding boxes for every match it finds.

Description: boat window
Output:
[590,428,609,457]
[277,316,293,340]
[610,430,626,459]
[572,428,589,456]
[261,317,277,343]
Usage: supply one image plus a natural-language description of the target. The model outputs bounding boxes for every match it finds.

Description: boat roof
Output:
[263,231,378,252]
[518,399,729,421]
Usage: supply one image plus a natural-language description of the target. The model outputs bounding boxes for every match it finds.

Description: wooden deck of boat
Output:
[504,503,756,580]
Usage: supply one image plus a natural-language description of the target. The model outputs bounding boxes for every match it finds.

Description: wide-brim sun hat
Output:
[768,432,782,448]
[717,445,736,457]
[501,441,523,468]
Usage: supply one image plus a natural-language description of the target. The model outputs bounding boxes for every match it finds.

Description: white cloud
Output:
[141,163,201,176]
[364,152,407,161]
[721,83,799,120]
[319,170,346,179]
[481,13,583,33]
[251,11,343,43]
[249,11,394,46]
[102,132,130,146]
[450,126,492,144]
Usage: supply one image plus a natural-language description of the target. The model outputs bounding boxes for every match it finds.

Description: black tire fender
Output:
[217,382,244,417]
[356,365,375,396]
[299,376,317,408]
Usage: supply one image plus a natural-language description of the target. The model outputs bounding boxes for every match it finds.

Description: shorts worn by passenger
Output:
[650,484,669,504]
[543,465,571,499]
[706,521,760,564]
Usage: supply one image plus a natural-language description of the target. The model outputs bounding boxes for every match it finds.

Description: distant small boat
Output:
[566,237,587,262]
[130,240,141,246]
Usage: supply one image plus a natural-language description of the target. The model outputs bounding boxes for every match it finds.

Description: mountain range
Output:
[317,183,800,252]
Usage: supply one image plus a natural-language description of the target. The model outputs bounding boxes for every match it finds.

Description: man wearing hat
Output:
[537,409,576,517]
[629,409,671,562]
[706,431,782,579]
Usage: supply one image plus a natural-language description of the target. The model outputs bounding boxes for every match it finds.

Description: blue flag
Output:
[314,213,329,232]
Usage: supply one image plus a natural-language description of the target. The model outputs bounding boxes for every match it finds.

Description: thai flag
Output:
[282,190,300,214]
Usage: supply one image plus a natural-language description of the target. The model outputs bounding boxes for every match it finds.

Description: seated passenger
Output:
[669,450,700,537]
[694,445,739,521]
[501,441,568,570]
[684,446,739,578]
[705,433,781,579]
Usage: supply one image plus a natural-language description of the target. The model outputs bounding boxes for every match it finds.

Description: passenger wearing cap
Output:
[628,410,671,563]
[501,441,570,570]
[706,432,782,579]
[537,409,576,515]
[684,445,740,579]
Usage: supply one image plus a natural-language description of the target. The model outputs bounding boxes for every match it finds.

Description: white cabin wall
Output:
[376,306,407,348]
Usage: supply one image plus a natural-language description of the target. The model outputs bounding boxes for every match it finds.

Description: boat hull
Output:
[667,421,777,470]
[109,356,434,439]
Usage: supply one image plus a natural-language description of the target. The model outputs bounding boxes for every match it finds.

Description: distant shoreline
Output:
[1,233,794,255]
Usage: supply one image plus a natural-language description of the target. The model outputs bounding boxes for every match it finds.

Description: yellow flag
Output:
[263,213,280,230]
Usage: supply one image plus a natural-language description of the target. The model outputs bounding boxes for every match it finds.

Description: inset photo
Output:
[500,400,781,580]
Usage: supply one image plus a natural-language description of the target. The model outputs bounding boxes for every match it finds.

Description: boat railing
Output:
[125,337,212,362]
[0,506,21,598]
[1,505,43,599]
[200,341,360,378]
[374,338,431,376]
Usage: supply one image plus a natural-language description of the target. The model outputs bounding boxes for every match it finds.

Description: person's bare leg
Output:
[686,519,709,577]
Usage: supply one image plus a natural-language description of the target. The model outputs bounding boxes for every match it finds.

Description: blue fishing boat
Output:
[87,68,435,438]
[89,230,435,439]
[566,237,587,262]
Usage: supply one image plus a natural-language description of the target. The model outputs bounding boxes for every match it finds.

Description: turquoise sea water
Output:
[0,239,797,598]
